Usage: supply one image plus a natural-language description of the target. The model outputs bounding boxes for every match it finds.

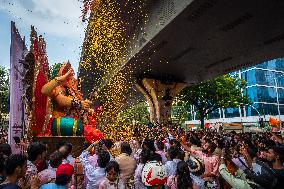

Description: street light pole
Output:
[274,78,281,121]
[249,104,261,118]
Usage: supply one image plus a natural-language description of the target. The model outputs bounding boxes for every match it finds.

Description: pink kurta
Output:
[191,150,220,179]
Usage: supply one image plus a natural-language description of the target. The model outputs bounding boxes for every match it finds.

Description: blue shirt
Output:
[39,183,67,189]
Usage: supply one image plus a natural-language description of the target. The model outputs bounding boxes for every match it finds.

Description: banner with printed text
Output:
[8,22,27,154]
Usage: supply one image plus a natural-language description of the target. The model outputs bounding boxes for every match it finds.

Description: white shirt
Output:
[62,155,75,166]
[67,155,75,166]
[168,133,174,140]
[165,159,181,176]
[80,150,106,189]
[134,163,147,189]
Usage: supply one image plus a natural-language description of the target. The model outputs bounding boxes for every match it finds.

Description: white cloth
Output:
[67,155,75,166]
[168,133,174,140]
[62,155,75,166]
[80,150,106,189]
[165,159,181,176]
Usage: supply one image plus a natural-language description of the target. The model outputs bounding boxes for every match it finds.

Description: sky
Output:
[0,0,87,73]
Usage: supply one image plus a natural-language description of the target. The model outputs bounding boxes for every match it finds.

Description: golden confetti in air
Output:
[80,0,152,141]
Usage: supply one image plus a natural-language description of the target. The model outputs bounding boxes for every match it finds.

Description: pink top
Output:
[191,150,220,179]
[38,166,56,185]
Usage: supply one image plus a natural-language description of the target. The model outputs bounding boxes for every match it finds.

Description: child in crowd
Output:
[99,161,126,189]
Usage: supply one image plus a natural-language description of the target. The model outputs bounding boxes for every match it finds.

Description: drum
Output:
[51,117,83,136]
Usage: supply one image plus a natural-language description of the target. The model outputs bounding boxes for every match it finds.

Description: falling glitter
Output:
[79,0,152,140]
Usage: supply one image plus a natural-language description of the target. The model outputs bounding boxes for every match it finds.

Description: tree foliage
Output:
[0,66,10,114]
[118,102,150,125]
[171,98,191,125]
[49,63,62,80]
[178,74,250,128]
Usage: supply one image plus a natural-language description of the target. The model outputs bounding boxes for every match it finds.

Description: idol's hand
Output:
[56,69,74,82]
[81,100,91,110]
[88,108,95,115]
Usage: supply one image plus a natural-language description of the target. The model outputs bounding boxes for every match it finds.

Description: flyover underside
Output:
[127,0,284,83]
[80,0,284,110]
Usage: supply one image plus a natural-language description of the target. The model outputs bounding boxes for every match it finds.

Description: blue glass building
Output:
[241,58,284,118]
[189,58,284,123]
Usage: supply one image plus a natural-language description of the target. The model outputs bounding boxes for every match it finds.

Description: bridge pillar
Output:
[137,78,186,124]
[135,83,156,123]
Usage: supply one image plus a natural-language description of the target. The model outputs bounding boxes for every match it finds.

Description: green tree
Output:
[0,66,10,114]
[178,74,250,129]
[49,63,62,80]
[171,98,191,125]
[118,101,150,125]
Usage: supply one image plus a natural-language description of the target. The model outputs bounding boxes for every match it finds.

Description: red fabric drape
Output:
[34,69,47,135]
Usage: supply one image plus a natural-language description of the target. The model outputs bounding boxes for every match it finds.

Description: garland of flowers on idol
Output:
[64,80,83,101]
[63,80,85,119]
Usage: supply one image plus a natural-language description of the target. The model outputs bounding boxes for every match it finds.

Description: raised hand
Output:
[57,68,74,83]
[81,100,91,110]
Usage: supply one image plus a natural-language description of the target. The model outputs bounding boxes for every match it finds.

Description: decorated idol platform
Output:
[9,22,103,155]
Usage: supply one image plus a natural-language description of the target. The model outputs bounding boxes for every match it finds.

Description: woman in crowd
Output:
[167,161,193,189]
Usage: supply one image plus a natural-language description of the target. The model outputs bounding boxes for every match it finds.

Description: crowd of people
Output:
[0,127,283,189]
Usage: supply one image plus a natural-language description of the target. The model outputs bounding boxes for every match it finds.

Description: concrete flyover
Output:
[79,0,284,120]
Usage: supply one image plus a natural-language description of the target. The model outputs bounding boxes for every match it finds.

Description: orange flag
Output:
[269,117,280,127]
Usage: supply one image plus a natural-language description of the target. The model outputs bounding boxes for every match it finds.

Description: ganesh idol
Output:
[41,61,103,142]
